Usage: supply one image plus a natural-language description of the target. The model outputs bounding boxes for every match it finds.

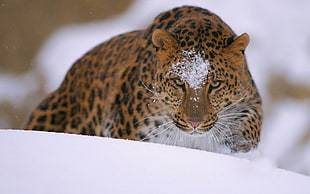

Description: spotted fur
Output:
[25,6,262,153]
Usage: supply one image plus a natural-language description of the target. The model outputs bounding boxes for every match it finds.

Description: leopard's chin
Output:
[188,130,206,136]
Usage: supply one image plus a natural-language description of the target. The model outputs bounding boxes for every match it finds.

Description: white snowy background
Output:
[1,0,310,193]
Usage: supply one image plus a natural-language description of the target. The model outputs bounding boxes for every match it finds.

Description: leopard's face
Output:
[154,48,245,135]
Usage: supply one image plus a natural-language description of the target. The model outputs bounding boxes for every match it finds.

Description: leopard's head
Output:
[151,16,255,143]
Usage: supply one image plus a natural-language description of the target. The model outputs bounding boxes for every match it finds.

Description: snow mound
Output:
[0,129,309,194]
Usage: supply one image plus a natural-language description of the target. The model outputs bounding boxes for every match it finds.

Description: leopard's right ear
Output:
[152,29,178,50]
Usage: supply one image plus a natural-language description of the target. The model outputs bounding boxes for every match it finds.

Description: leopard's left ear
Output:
[225,33,250,52]
[152,29,178,50]
[223,33,249,68]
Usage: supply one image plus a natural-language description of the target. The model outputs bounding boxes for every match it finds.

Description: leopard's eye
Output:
[210,80,223,89]
[173,78,185,86]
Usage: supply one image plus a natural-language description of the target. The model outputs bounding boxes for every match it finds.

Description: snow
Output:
[260,100,310,174]
[0,129,310,194]
[0,71,39,106]
[171,50,210,90]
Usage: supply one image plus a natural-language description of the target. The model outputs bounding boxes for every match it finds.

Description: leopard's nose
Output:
[186,119,204,129]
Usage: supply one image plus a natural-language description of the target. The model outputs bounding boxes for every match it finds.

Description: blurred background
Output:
[1,0,310,175]
[0,0,133,128]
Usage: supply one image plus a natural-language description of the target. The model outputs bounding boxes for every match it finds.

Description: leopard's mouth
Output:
[173,119,215,135]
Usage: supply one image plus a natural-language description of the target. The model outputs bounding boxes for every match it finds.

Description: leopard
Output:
[25,6,262,153]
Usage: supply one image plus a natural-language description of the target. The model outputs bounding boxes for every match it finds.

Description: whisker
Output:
[220,96,245,113]
[213,124,234,148]
[210,129,219,148]
[135,115,171,125]
[216,121,232,129]
[163,125,176,145]
[216,120,240,132]
[218,116,244,121]
[142,121,174,141]
[174,127,181,146]
[138,79,167,102]
[139,79,156,94]
[181,131,187,148]
[218,112,249,117]
[218,116,240,124]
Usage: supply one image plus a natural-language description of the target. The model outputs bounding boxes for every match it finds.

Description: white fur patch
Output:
[147,125,231,153]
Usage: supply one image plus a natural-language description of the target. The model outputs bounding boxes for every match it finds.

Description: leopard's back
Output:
[26,31,145,136]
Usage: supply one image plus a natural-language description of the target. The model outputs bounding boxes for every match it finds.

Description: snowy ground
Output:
[1,0,310,182]
[1,129,310,194]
